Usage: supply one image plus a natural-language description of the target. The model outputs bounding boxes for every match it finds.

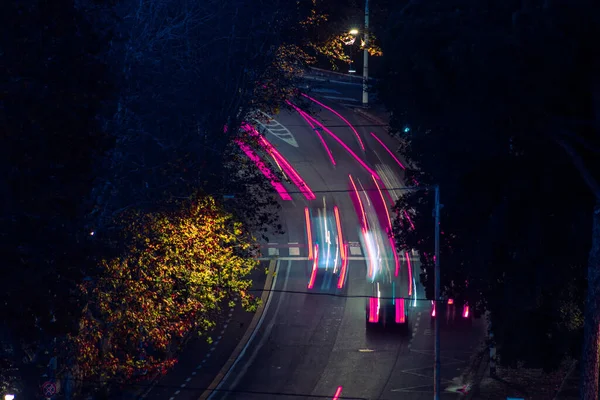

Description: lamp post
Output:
[434,185,441,399]
[362,0,370,107]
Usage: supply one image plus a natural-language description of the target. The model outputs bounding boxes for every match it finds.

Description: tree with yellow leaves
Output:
[73,194,259,382]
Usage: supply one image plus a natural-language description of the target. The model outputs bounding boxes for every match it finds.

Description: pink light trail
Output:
[286,101,336,166]
[242,123,316,201]
[301,93,365,151]
[403,210,415,230]
[405,251,413,296]
[369,131,406,170]
[235,140,292,201]
[332,386,343,400]
[297,109,381,180]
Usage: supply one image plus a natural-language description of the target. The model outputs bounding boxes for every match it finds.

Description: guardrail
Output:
[306,66,381,83]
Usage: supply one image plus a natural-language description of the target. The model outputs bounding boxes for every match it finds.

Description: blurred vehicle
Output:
[430,280,472,325]
[304,202,348,292]
[348,174,409,328]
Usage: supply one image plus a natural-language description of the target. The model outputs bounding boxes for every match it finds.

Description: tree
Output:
[0,0,114,396]
[74,194,258,383]
[381,0,600,391]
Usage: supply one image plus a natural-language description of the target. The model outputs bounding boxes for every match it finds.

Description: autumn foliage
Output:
[74,195,259,382]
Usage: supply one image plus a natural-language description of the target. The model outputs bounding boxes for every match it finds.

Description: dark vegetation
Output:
[379,1,600,396]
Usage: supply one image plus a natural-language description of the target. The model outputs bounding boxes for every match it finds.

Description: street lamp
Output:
[5,394,15,400]
[362,0,370,107]
[347,29,359,73]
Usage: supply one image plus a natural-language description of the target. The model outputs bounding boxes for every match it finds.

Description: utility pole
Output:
[362,0,369,107]
[434,184,441,399]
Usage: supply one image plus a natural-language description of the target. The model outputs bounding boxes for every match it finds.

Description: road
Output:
[203,97,486,400]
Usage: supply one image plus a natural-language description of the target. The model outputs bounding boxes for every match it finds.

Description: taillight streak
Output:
[349,174,367,231]
[368,297,379,323]
[235,140,292,201]
[391,237,400,278]
[372,175,392,232]
[242,123,316,200]
[257,134,316,200]
[395,298,406,323]
[301,93,365,151]
[405,252,413,296]
[308,244,319,289]
[305,208,313,260]
[334,206,347,289]
[332,386,343,400]
[463,304,470,318]
[403,209,415,230]
[369,131,406,170]
[299,111,381,180]
[286,101,336,166]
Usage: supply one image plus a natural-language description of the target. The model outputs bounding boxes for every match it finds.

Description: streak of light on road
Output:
[332,386,343,400]
[369,131,406,170]
[286,101,336,166]
[290,104,381,180]
[301,93,365,151]
[234,140,292,201]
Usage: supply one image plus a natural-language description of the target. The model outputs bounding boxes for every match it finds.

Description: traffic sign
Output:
[42,381,56,397]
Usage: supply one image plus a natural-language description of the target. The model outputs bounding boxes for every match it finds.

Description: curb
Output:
[353,107,389,130]
[197,259,278,400]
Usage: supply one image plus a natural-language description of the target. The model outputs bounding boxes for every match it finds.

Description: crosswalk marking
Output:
[259,242,420,260]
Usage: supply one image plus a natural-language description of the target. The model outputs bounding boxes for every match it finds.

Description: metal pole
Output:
[434,184,441,400]
[362,0,369,107]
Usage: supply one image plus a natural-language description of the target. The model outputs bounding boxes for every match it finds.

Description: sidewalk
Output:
[464,355,579,399]
[353,104,390,129]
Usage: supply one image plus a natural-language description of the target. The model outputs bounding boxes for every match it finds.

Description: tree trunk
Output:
[581,201,600,400]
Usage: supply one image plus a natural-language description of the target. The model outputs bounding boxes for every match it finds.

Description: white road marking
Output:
[349,246,362,256]
[207,259,286,399]
[253,111,298,147]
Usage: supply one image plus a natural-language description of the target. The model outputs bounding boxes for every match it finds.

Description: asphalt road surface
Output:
[203,98,486,400]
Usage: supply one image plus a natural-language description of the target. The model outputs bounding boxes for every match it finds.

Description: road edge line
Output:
[198,259,278,400]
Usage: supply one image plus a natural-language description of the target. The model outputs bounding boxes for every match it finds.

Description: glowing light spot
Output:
[332,386,343,400]
[368,297,379,323]
[395,298,406,323]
